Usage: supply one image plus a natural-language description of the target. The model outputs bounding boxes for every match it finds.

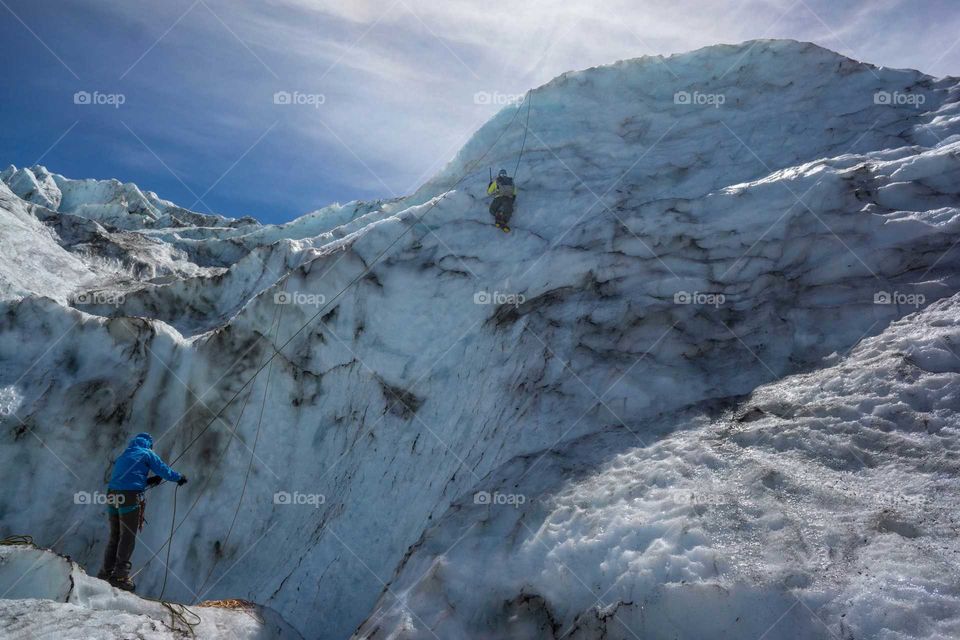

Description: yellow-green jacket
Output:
[487,176,517,198]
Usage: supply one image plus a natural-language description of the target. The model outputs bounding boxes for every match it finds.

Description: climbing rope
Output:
[198,599,262,624]
[198,598,256,610]
[513,91,532,178]
[158,601,201,637]
[193,278,289,600]
[157,483,179,601]
[130,382,258,580]
[132,276,293,583]
[0,532,201,635]
[132,88,534,593]
[131,279,287,594]
[165,88,532,468]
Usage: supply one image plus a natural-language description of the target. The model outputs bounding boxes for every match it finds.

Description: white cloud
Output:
[98,0,960,210]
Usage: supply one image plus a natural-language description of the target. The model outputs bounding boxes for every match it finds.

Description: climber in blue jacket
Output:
[98,432,187,591]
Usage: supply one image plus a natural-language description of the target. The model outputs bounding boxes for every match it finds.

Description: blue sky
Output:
[2,0,958,224]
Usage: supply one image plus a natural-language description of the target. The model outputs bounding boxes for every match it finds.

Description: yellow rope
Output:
[197,599,263,624]
[197,598,256,610]
[0,535,34,546]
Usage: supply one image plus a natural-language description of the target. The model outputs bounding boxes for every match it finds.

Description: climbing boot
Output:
[110,562,136,592]
[111,576,135,591]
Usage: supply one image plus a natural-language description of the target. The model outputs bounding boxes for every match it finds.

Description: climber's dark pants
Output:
[489,196,515,225]
[101,490,142,578]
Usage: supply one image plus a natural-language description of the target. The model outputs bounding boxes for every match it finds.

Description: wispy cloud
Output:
[2,0,958,223]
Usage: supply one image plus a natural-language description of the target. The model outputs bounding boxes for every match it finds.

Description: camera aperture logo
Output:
[273,90,325,108]
[874,291,924,308]
[674,291,725,308]
[72,291,126,307]
[473,290,525,307]
[874,91,925,108]
[73,91,126,109]
[275,290,327,307]
[474,91,525,106]
[474,490,526,508]
[273,491,325,508]
[74,491,127,506]
[674,90,725,108]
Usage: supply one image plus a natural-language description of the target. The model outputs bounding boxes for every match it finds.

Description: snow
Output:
[0,180,96,302]
[354,294,960,639]
[0,545,302,639]
[1,39,960,639]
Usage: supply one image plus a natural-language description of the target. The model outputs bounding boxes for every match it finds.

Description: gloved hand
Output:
[146,476,163,487]
[176,476,188,486]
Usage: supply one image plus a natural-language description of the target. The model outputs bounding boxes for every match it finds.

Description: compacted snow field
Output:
[0,545,301,638]
[1,40,959,639]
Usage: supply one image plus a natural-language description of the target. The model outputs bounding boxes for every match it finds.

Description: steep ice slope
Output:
[354,294,960,639]
[0,181,96,301]
[0,545,302,639]
[1,40,959,640]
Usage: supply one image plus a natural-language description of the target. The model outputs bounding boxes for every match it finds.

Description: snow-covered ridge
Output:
[1,39,960,639]
[0,544,302,639]
[355,293,960,639]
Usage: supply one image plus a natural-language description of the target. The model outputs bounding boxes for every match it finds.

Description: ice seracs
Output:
[354,293,960,639]
[1,39,959,639]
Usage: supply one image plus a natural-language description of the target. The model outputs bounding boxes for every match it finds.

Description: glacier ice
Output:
[1,39,960,639]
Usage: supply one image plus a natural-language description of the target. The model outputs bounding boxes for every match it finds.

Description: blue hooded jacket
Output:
[108,432,182,491]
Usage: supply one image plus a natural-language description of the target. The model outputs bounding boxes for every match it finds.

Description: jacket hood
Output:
[129,432,153,449]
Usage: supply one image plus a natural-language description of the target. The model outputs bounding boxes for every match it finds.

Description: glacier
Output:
[1,39,959,639]
[0,544,301,638]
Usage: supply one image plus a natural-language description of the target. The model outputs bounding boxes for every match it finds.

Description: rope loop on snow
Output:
[159,601,201,637]
[0,535,34,546]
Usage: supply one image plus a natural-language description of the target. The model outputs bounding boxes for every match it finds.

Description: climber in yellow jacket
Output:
[487,169,517,232]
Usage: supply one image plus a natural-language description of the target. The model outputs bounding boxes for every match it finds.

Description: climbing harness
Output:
[136,493,146,532]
